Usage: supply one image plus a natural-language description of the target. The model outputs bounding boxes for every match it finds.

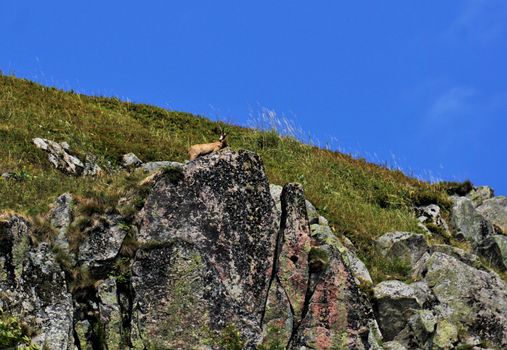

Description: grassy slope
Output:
[0,75,451,281]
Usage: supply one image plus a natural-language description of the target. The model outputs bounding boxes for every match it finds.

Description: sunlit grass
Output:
[0,74,452,281]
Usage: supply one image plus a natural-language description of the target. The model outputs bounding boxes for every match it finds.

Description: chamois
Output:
[188,127,228,161]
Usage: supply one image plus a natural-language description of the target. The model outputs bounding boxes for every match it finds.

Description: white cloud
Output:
[427,86,477,123]
[447,0,507,43]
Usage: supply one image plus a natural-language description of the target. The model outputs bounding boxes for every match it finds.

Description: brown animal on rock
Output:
[188,127,228,161]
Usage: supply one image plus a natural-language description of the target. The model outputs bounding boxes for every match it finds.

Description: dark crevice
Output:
[72,286,106,350]
[286,268,323,349]
[117,276,135,348]
[259,190,288,326]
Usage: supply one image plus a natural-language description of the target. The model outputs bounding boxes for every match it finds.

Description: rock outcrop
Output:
[2,149,507,350]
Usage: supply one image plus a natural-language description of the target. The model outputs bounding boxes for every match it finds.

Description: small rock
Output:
[416,204,450,237]
[122,152,143,169]
[376,232,429,267]
[83,154,103,176]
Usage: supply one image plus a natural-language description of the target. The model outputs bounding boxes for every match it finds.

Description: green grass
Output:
[0,74,452,282]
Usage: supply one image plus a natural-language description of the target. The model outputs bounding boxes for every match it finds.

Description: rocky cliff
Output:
[1,149,507,350]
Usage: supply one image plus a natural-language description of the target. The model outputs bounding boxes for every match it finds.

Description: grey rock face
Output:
[78,214,128,273]
[141,160,184,173]
[122,152,143,169]
[0,214,31,289]
[18,243,74,349]
[477,196,507,234]
[373,280,423,341]
[310,223,372,285]
[267,183,376,349]
[376,232,429,267]
[261,277,293,349]
[451,197,494,244]
[134,150,278,348]
[290,246,375,350]
[343,249,373,285]
[477,235,507,270]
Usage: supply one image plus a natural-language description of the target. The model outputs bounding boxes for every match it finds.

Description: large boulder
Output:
[451,197,494,244]
[134,150,278,348]
[477,196,507,234]
[376,232,429,267]
[416,252,507,347]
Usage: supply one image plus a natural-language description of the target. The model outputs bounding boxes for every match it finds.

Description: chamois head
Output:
[218,125,228,147]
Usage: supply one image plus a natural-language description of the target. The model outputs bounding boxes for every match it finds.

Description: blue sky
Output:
[1,1,506,194]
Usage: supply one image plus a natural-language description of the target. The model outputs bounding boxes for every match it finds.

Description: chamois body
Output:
[188,134,227,161]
